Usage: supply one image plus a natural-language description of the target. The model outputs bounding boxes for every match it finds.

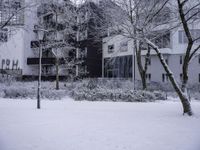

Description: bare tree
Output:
[176,0,200,93]
[102,0,194,115]
[0,0,37,30]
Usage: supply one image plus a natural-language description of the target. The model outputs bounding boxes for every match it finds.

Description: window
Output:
[79,47,87,58]
[104,56,132,78]
[152,32,170,48]
[43,14,54,29]
[180,56,183,64]
[179,29,200,44]
[120,40,128,52]
[186,8,200,20]
[180,73,183,82]
[108,44,114,53]
[199,55,200,64]
[154,7,171,24]
[199,74,200,83]
[146,73,151,82]
[162,73,168,82]
[165,58,168,65]
[0,0,24,25]
[0,29,8,42]
[147,57,151,65]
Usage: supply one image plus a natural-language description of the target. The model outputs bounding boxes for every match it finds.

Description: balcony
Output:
[27,57,66,65]
[30,40,45,49]
[27,58,56,65]
[30,40,66,49]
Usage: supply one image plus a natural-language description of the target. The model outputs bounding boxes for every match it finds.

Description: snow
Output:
[0,98,200,150]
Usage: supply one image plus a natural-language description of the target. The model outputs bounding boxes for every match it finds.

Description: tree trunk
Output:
[146,39,193,116]
[141,71,147,90]
[56,57,59,90]
[135,40,147,90]
[181,59,189,93]
[136,51,147,90]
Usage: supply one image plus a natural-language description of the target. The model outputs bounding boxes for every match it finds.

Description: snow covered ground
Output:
[0,98,200,150]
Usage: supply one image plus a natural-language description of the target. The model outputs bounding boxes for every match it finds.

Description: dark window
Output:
[0,29,8,42]
[104,55,132,78]
[179,29,200,44]
[43,14,54,29]
[199,55,200,64]
[146,73,151,81]
[165,58,168,65]
[0,0,24,25]
[180,56,183,64]
[186,8,200,20]
[162,73,168,82]
[108,44,114,53]
[199,74,200,83]
[120,40,128,52]
[154,7,171,24]
[147,57,151,65]
[152,32,170,49]
[180,73,183,81]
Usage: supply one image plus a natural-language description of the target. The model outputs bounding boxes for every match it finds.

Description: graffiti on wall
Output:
[1,59,20,70]
[0,59,22,75]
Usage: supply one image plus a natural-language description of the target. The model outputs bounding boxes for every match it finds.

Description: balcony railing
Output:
[30,40,67,49]
[27,58,56,65]
[27,57,67,65]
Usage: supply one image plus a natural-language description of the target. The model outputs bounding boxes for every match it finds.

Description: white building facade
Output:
[102,27,200,85]
[0,0,42,78]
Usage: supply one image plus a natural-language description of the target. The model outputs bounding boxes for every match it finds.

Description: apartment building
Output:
[102,2,200,85]
[0,0,102,79]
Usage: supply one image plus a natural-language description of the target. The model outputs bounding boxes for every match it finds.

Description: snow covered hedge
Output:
[0,78,168,101]
[3,87,67,100]
[69,79,166,102]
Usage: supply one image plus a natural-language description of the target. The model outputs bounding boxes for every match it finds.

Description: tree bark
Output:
[145,39,193,116]
[56,57,59,90]
[136,48,147,90]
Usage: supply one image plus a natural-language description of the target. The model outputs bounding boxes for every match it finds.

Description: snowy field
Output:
[0,98,200,150]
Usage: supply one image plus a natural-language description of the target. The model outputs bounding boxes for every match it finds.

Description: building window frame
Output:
[180,73,183,82]
[179,29,200,44]
[120,40,128,52]
[162,73,169,82]
[0,28,8,42]
[146,73,151,82]
[108,44,114,54]
[147,56,151,65]
[199,74,200,83]
[180,55,183,64]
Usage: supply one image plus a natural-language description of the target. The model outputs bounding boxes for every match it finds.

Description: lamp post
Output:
[33,25,47,109]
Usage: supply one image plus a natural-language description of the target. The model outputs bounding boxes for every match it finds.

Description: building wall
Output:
[103,28,200,85]
[0,0,40,76]
[0,27,24,72]
[22,0,40,76]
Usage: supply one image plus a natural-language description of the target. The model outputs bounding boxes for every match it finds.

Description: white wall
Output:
[102,25,200,84]
[0,0,40,76]
[0,28,24,71]
[22,0,40,76]
[103,35,133,58]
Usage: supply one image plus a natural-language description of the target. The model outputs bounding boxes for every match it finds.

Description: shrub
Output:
[70,84,166,102]
[3,87,67,100]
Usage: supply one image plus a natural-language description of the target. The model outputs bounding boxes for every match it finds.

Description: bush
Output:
[3,87,67,100]
[69,80,166,102]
